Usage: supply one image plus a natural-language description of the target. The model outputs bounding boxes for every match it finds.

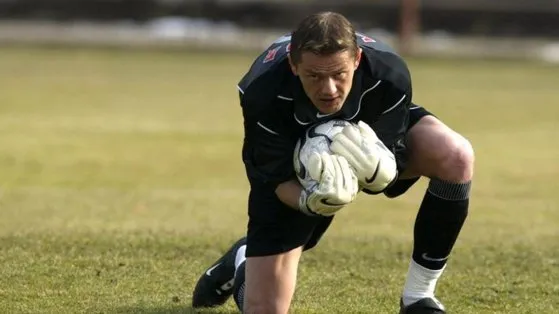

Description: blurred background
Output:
[1,0,559,61]
[1,1,558,313]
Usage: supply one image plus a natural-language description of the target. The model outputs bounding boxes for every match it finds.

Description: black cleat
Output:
[191,237,247,308]
[399,297,446,314]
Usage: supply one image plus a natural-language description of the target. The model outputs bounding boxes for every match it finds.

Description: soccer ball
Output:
[293,119,354,190]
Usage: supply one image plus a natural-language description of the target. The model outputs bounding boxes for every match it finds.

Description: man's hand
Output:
[330,121,398,193]
[298,152,359,216]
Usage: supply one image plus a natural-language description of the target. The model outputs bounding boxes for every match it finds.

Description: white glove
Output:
[298,152,359,216]
[330,121,398,193]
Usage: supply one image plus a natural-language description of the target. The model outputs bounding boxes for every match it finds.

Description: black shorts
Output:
[245,105,433,257]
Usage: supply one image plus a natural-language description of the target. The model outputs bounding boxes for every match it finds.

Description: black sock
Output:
[233,260,246,312]
[412,178,471,270]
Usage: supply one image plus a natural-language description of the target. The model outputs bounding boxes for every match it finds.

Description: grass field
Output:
[0,45,558,314]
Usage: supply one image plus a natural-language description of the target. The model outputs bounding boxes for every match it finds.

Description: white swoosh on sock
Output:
[421,253,449,262]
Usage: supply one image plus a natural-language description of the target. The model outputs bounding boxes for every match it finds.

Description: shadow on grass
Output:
[114,305,238,314]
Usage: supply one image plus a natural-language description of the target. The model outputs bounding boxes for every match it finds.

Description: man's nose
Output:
[321,77,336,95]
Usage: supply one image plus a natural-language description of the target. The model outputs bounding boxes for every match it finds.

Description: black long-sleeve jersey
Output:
[239,33,412,188]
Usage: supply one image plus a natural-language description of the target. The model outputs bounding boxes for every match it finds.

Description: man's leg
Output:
[399,114,474,313]
[193,240,303,314]
[193,182,333,313]
[233,247,303,314]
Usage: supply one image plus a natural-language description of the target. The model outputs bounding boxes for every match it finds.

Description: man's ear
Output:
[287,53,298,76]
[354,48,363,70]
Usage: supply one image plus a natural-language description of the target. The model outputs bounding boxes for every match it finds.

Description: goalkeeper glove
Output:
[330,121,398,193]
[298,152,359,216]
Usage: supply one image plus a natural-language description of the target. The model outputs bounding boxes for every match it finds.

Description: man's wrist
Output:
[298,189,319,216]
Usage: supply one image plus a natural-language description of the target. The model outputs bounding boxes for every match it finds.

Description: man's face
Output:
[289,48,361,114]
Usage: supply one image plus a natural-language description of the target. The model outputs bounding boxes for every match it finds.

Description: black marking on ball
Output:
[308,124,333,144]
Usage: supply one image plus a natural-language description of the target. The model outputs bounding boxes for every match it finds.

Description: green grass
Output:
[0,45,558,313]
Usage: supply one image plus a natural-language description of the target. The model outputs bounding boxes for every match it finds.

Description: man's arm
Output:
[275,180,304,210]
[330,84,410,194]
[241,98,358,215]
[370,85,411,172]
[243,120,359,215]
[241,107,297,189]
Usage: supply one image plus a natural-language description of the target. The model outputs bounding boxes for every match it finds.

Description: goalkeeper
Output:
[192,11,474,314]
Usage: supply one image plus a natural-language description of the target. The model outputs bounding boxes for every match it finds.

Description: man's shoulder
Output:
[357,33,411,93]
[238,35,292,96]
[356,32,399,56]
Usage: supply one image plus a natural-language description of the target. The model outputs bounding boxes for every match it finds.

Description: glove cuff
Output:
[362,170,399,194]
[298,190,318,216]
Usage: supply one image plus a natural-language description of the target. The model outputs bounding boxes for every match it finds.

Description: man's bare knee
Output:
[439,136,475,183]
[405,116,475,183]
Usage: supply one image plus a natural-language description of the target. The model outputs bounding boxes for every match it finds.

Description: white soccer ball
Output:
[293,119,354,190]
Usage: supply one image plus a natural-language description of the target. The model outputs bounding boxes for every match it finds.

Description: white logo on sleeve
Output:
[206,263,221,276]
